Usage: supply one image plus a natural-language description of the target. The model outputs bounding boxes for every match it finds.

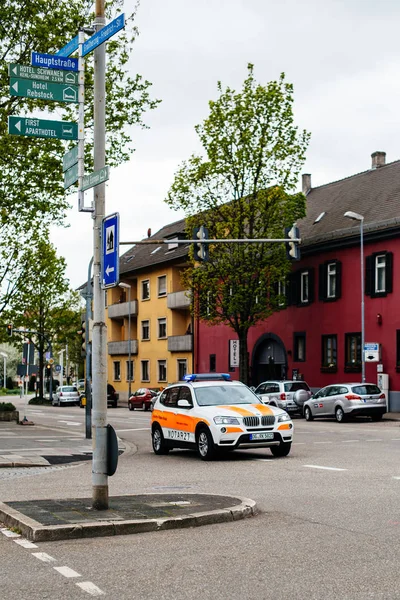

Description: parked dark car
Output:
[128,388,161,411]
[79,383,119,408]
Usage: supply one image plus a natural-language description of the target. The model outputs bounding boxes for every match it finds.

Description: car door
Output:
[311,387,330,416]
[323,386,341,416]
[132,389,145,408]
[156,386,181,442]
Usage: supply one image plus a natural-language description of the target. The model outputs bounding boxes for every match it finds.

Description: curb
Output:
[0,495,257,542]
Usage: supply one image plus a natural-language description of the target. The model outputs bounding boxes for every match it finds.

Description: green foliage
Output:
[166,65,310,383]
[0,402,16,411]
[28,396,51,405]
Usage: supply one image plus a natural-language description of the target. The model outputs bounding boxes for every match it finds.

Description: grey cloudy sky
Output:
[52,0,400,288]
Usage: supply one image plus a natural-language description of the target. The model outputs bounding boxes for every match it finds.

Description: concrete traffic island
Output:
[0,493,257,542]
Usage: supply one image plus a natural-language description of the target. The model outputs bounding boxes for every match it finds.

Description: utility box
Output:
[377,373,389,411]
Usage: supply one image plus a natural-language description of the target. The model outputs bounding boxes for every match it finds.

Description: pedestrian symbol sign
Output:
[101,213,119,289]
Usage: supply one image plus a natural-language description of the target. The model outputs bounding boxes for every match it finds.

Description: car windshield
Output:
[352,385,381,395]
[62,386,77,392]
[194,385,261,407]
[284,382,310,392]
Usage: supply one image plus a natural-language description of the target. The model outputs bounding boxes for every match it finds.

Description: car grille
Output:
[243,416,259,427]
[261,416,275,426]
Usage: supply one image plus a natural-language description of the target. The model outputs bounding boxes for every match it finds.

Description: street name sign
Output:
[63,145,79,172]
[102,213,120,288]
[31,51,78,72]
[81,166,109,191]
[8,63,78,85]
[8,116,78,140]
[82,14,125,57]
[10,78,78,103]
[55,35,79,57]
[64,163,79,189]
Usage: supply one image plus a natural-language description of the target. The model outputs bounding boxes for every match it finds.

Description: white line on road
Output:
[254,458,274,462]
[391,439,400,441]
[392,476,400,480]
[365,439,383,442]
[303,465,347,471]
[58,421,81,426]
[54,566,81,578]
[1,528,20,538]
[32,552,57,563]
[313,441,333,444]
[115,428,150,432]
[292,442,305,445]
[76,581,105,596]
[342,440,360,443]
[14,539,38,549]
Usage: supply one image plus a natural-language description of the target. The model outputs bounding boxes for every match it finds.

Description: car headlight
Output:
[277,413,291,422]
[213,416,240,425]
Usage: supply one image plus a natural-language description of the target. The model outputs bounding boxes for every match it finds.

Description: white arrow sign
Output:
[105,265,115,276]
[12,81,18,92]
[15,120,21,132]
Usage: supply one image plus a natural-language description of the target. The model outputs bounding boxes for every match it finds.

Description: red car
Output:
[128,388,160,411]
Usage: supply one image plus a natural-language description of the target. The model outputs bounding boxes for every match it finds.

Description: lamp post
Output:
[0,352,7,388]
[119,282,132,399]
[344,211,365,383]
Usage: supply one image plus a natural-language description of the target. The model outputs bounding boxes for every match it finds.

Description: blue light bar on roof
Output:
[183,373,232,382]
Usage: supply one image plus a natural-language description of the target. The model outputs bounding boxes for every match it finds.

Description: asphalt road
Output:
[1,399,400,599]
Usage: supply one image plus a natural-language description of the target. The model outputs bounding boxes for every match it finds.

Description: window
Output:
[113,361,121,381]
[141,360,149,382]
[209,354,216,372]
[177,359,187,380]
[158,360,167,382]
[158,275,167,297]
[141,279,150,300]
[160,387,180,407]
[287,269,314,306]
[141,320,150,340]
[293,332,306,362]
[366,252,393,297]
[345,333,361,372]
[179,386,193,405]
[278,281,286,306]
[126,360,134,381]
[300,271,309,303]
[158,317,167,339]
[319,261,342,302]
[321,335,337,372]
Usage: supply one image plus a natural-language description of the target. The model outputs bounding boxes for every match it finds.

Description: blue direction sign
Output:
[55,35,79,57]
[82,14,125,57]
[31,51,78,72]
[102,213,120,289]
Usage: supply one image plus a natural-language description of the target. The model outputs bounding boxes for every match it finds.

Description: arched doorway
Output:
[251,333,287,386]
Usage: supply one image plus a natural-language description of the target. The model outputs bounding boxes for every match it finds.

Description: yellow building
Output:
[106,219,193,400]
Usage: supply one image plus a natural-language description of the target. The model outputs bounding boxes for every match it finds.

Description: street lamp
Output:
[0,352,7,388]
[344,211,365,383]
[119,282,132,399]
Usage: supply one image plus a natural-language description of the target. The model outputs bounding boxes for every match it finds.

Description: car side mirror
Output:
[177,399,192,409]
[249,386,255,392]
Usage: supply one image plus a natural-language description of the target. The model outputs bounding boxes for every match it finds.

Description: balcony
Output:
[167,290,191,310]
[168,334,193,352]
[108,300,138,320]
[108,339,138,356]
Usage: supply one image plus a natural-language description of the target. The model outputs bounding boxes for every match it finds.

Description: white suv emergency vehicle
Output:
[151,374,294,460]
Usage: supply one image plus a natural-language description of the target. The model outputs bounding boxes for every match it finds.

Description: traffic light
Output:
[45,364,51,378]
[193,225,209,262]
[6,324,12,337]
[63,367,66,378]
[284,225,301,261]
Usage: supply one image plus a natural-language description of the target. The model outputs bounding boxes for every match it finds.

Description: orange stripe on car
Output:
[251,404,274,415]
[218,406,255,417]
[152,410,209,432]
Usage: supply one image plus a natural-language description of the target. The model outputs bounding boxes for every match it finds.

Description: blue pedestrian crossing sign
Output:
[102,213,119,289]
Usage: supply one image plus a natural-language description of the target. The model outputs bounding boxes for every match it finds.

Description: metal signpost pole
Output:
[360,220,365,384]
[92,0,109,510]
[85,257,93,440]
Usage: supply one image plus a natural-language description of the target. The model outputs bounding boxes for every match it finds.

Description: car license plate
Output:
[250,432,274,440]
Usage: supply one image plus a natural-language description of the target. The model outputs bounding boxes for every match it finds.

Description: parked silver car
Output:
[254,380,312,415]
[303,383,386,422]
[52,385,80,406]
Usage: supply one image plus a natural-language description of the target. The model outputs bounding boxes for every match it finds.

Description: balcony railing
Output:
[108,300,138,320]
[108,339,138,356]
[167,290,191,310]
[168,334,193,352]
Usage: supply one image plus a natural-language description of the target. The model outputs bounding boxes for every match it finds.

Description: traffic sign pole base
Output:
[19,416,34,426]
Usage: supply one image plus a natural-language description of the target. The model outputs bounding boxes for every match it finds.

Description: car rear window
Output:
[284,382,310,392]
[63,386,78,392]
[352,385,381,395]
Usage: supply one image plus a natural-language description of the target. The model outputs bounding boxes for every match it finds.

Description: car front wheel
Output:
[335,406,345,423]
[128,401,133,411]
[196,427,216,461]
[270,441,292,457]
[152,425,170,455]
[304,406,313,421]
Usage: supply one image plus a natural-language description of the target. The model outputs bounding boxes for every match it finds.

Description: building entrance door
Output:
[251,335,287,387]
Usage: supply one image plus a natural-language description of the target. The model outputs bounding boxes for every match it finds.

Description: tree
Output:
[6,238,83,399]
[166,65,310,384]
[0,0,160,311]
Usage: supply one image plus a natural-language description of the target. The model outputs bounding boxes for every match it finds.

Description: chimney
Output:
[371,151,386,169]
[302,173,311,195]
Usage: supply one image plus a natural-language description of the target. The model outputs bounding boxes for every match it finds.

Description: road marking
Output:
[365,439,382,442]
[1,528,20,538]
[54,566,81,578]
[391,439,400,441]
[303,465,347,471]
[292,442,305,445]
[58,421,81,426]
[392,476,400,480]
[76,581,105,596]
[313,441,333,444]
[254,458,274,462]
[342,440,360,443]
[14,539,38,548]
[32,552,57,563]
[115,428,150,432]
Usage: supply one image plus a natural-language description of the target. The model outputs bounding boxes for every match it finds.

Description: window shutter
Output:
[385,252,393,294]
[308,268,315,304]
[365,255,374,296]
[286,273,295,306]
[335,260,342,299]
[318,264,326,301]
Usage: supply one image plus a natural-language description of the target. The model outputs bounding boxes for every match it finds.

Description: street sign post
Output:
[364,342,380,362]
[64,163,79,189]
[55,35,79,57]
[10,78,78,103]
[82,13,125,56]
[101,213,120,289]
[81,166,109,191]
[63,145,79,172]
[31,51,78,72]
[8,116,78,140]
[8,63,78,85]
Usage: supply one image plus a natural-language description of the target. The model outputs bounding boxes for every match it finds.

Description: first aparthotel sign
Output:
[31,51,78,72]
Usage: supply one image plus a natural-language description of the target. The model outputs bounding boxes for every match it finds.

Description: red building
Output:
[196,151,400,411]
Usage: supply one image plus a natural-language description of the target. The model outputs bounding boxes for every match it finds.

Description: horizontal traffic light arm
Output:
[119,238,301,245]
